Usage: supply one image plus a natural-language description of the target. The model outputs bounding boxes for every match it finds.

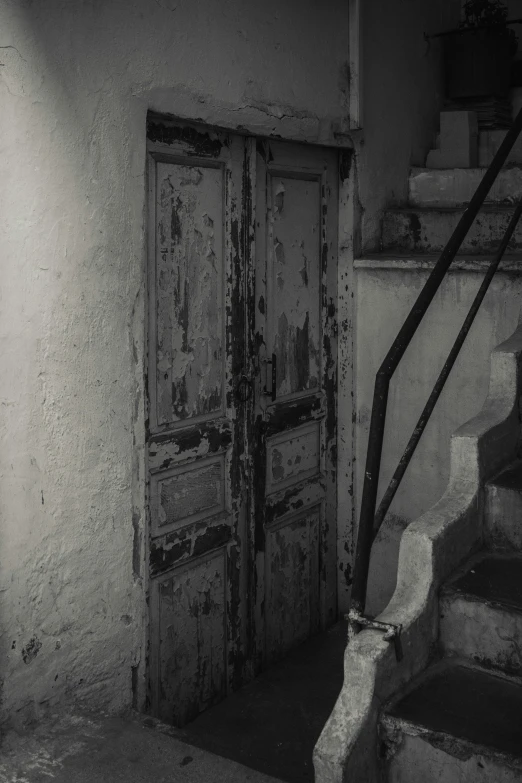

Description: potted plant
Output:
[445,0,518,99]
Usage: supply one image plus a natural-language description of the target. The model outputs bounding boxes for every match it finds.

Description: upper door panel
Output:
[269,171,322,400]
[153,159,225,428]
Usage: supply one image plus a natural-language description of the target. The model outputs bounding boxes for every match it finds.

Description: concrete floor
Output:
[0,621,346,783]
[176,621,347,783]
[0,711,283,783]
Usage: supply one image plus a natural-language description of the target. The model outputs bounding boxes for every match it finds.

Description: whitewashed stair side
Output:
[313,324,522,783]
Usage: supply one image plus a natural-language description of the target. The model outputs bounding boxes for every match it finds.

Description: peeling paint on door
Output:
[153,549,227,726]
[254,141,338,666]
[271,177,321,398]
[155,162,223,424]
[266,421,321,493]
[147,119,249,726]
[265,507,320,659]
[147,120,339,722]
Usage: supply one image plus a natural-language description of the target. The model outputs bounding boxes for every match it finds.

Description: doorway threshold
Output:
[174,620,347,783]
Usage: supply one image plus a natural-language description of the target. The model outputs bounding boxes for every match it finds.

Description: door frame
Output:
[141,112,356,713]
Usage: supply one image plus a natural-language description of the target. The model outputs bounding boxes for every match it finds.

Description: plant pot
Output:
[445,28,514,99]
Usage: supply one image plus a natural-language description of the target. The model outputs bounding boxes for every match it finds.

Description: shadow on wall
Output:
[358,0,462,252]
[365,513,410,617]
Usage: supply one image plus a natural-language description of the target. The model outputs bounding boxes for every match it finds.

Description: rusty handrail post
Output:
[349,106,522,648]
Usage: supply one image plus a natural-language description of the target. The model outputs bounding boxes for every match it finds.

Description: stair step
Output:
[382,206,522,253]
[382,661,522,782]
[382,207,522,253]
[487,461,522,551]
[444,552,522,612]
[409,166,522,208]
[354,252,522,272]
[480,129,522,167]
[440,553,522,675]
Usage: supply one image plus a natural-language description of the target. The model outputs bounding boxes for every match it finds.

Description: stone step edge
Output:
[386,205,518,215]
[487,459,522,490]
[440,551,522,609]
[408,167,522,208]
[441,551,522,608]
[354,254,522,272]
[440,583,522,616]
[380,711,522,772]
[411,165,522,174]
[381,659,522,769]
[439,601,522,681]
[383,657,522,705]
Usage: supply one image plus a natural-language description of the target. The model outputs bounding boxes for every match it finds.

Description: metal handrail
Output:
[349,106,522,653]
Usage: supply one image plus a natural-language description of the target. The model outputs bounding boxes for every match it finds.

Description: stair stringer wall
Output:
[314,323,522,783]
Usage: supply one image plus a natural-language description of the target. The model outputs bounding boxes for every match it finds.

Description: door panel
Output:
[265,421,321,494]
[151,548,227,727]
[270,174,322,398]
[150,454,225,535]
[154,160,224,425]
[146,118,248,725]
[254,141,338,666]
[265,505,321,659]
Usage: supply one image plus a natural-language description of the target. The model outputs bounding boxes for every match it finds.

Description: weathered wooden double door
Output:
[146,117,338,726]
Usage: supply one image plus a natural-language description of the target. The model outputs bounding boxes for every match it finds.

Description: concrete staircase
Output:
[376,143,522,782]
[314,140,522,783]
[382,153,522,256]
[383,204,522,253]
[381,463,522,781]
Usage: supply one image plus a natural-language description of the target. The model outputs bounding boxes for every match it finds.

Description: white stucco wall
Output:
[356,263,522,614]
[335,0,463,608]
[0,0,351,724]
[0,0,479,722]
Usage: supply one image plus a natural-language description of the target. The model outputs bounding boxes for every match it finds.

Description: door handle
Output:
[263,354,277,402]
[235,374,253,403]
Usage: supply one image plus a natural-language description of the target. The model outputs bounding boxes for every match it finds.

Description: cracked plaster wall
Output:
[0,0,349,724]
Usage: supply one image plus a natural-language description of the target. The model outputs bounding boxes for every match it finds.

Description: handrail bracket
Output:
[346,609,403,662]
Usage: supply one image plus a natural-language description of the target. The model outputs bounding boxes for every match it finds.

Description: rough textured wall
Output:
[0,0,349,724]
[356,0,461,251]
